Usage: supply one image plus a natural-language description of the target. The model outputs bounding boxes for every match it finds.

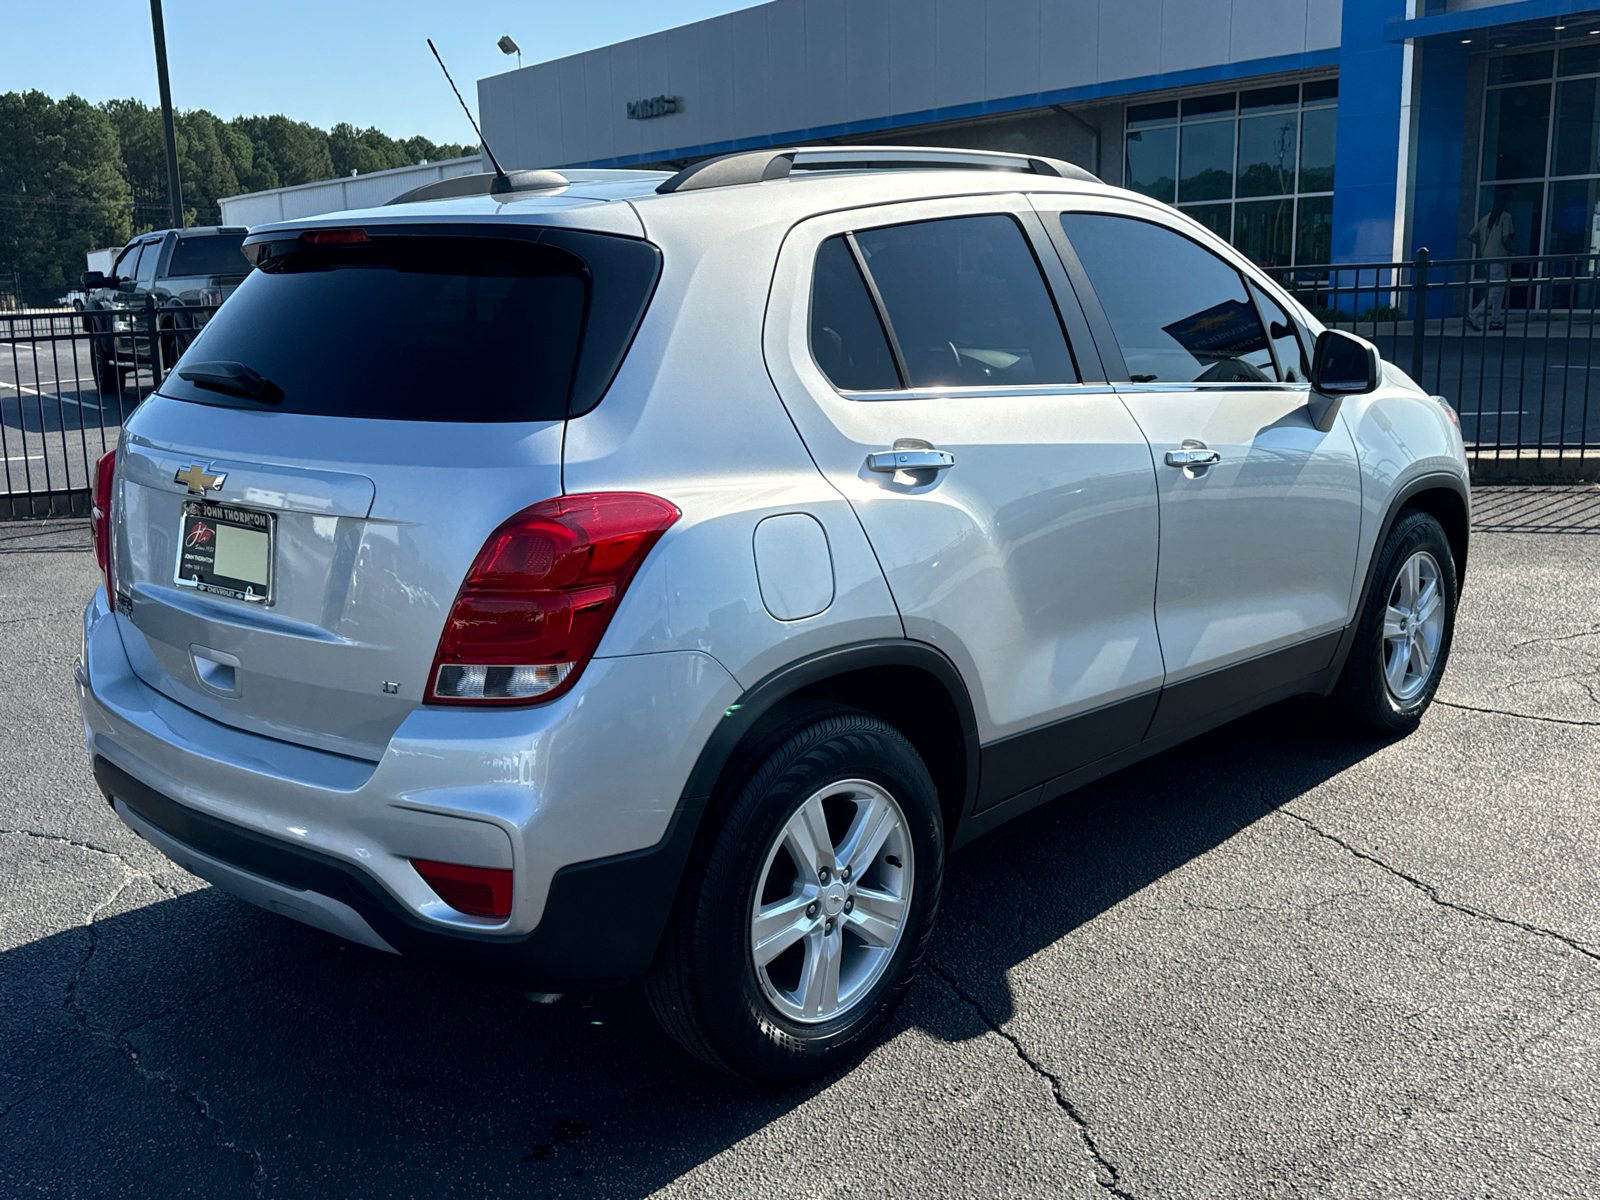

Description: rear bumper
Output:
[77,588,739,985]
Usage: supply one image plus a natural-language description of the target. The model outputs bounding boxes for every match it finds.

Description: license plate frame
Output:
[175,500,276,604]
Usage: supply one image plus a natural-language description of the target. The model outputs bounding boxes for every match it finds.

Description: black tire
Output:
[1331,510,1458,736]
[646,706,944,1082]
[88,328,123,395]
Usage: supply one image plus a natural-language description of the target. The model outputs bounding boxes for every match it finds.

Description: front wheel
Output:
[1331,510,1458,735]
[646,708,944,1081]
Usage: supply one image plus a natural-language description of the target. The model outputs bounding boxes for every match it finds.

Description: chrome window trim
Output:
[1110,381,1312,393]
[840,383,1117,402]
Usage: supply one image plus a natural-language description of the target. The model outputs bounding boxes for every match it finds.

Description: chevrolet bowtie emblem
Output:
[174,464,226,495]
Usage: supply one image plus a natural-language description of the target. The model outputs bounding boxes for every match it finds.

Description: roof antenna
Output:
[427,38,513,194]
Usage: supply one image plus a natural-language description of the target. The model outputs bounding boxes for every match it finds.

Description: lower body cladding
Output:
[76,590,741,986]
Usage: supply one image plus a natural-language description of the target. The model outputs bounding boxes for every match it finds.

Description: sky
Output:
[5,1,755,143]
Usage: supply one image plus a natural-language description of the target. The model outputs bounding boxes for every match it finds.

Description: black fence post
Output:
[1411,247,1429,386]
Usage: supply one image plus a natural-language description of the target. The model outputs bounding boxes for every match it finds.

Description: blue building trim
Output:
[1385,0,1600,43]
[558,48,1340,170]
[1333,0,1409,262]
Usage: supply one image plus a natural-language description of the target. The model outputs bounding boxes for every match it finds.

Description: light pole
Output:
[149,0,184,228]
[498,35,522,70]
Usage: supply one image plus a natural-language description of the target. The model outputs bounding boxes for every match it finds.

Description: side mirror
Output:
[1308,329,1381,432]
[81,271,107,291]
[117,278,138,295]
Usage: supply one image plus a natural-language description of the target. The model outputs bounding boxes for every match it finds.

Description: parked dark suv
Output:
[81,226,251,394]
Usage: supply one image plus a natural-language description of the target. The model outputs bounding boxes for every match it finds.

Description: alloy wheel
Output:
[749,779,914,1024]
[1382,549,1446,702]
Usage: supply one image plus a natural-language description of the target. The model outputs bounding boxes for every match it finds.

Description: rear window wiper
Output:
[177,360,281,402]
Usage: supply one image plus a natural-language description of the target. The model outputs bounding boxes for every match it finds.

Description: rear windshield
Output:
[158,227,661,422]
[167,233,251,278]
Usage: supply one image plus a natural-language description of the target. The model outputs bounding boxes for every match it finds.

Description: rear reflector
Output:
[411,859,513,919]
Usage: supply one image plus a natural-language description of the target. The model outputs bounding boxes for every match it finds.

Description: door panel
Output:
[1042,202,1362,684]
[1116,385,1361,680]
[763,197,1163,756]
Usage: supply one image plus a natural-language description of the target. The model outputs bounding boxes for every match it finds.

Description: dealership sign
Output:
[626,95,678,120]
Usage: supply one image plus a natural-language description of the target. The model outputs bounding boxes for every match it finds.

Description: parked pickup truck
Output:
[81,226,251,394]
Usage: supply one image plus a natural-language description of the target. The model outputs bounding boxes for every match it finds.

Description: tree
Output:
[1,91,478,293]
[0,91,131,295]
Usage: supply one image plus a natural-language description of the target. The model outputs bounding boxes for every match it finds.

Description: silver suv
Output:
[77,147,1469,1081]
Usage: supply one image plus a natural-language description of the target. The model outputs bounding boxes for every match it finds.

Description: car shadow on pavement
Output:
[0,700,1387,1198]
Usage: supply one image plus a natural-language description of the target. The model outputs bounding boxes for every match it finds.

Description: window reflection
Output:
[1122,81,1336,266]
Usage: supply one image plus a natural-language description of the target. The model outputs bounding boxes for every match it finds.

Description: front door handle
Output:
[1164,440,1221,468]
[866,448,955,473]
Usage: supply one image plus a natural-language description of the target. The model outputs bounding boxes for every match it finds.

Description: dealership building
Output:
[472,0,1600,270]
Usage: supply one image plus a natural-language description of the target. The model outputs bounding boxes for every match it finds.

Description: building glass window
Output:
[1472,43,1600,260]
[1123,79,1338,267]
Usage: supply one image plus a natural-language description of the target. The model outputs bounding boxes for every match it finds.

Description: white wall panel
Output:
[887,0,938,117]
[1163,0,1233,74]
[1306,0,1343,51]
[845,0,893,122]
[1098,0,1163,82]
[768,0,809,134]
[935,0,988,109]
[730,6,773,143]
[987,0,1042,100]
[697,16,737,147]
[806,0,851,131]
[473,0,1343,168]
[1039,0,1100,93]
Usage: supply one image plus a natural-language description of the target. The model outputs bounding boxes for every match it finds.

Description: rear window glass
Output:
[854,214,1078,388]
[166,234,251,278]
[810,236,900,390]
[158,229,660,422]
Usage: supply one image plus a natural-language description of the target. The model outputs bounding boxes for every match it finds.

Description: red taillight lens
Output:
[91,449,117,611]
[426,492,680,706]
[411,859,513,919]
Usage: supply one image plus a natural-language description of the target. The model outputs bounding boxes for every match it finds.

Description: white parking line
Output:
[1461,410,1529,417]
[3,455,45,462]
[0,380,102,409]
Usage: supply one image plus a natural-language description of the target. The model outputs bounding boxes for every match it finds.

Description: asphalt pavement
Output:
[2,491,1598,1199]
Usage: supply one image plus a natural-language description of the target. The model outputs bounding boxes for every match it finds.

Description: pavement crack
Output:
[50,848,269,1194]
[929,961,1141,1199]
[1510,625,1600,651]
[1278,808,1600,967]
[0,826,134,863]
[1434,699,1600,727]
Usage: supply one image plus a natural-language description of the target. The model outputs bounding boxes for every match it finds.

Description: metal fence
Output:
[4,254,1598,516]
[1266,250,1600,470]
[0,297,215,518]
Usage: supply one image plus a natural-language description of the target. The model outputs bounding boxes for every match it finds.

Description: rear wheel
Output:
[87,324,123,395]
[1331,510,1458,735]
[646,707,944,1081]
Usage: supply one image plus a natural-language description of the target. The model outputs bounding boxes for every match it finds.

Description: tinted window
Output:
[809,236,900,390]
[158,230,660,422]
[1062,213,1274,384]
[1250,283,1310,382]
[854,215,1077,387]
[168,233,251,278]
[114,243,142,281]
[136,237,163,286]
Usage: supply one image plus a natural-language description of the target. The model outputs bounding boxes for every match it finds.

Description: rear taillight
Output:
[411,859,513,919]
[91,449,117,611]
[426,492,680,706]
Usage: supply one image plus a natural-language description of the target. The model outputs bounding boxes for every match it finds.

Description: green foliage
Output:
[1356,304,1408,323]
[0,90,474,295]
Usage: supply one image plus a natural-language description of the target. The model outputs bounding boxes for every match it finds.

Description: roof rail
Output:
[656,145,1098,194]
[387,169,569,205]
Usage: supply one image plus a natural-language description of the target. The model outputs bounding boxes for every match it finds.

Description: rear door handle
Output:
[1164,440,1221,468]
[866,449,955,473]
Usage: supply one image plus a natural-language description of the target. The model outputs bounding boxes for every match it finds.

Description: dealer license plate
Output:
[176,500,275,603]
